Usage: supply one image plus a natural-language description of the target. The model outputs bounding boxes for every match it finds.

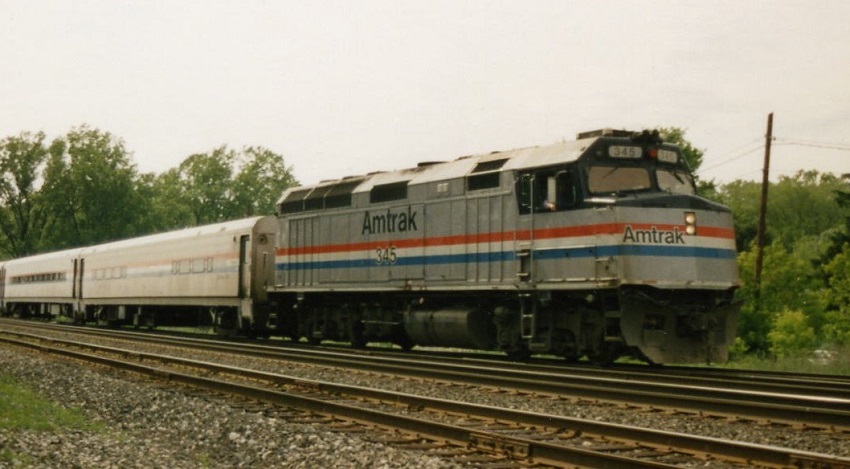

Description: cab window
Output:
[657,168,696,195]
[587,166,651,195]
[516,168,578,214]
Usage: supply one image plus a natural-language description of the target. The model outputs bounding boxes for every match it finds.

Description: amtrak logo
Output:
[622,225,685,244]
[362,207,419,235]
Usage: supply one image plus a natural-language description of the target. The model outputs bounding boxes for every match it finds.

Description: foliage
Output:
[134,171,195,234]
[40,125,143,248]
[716,180,762,251]
[715,170,843,252]
[0,131,50,257]
[767,310,816,358]
[0,126,297,256]
[822,243,850,346]
[735,244,824,354]
[175,145,298,225]
[232,146,298,216]
[769,171,844,247]
[177,146,237,225]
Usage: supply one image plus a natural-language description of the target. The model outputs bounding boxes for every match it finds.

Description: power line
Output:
[698,137,850,177]
[699,143,763,173]
[773,138,850,152]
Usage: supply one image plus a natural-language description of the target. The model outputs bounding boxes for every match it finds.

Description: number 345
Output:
[375,246,397,265]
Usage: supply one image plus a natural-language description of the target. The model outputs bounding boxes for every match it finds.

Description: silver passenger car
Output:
[2,216,277,335]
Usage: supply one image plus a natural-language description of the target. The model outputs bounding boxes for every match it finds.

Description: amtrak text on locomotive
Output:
[622,225,685,244]
[361,207,419,235]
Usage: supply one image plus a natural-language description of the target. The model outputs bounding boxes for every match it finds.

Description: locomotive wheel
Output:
[552,329,579,362]
[349,320,367,349]
[396,336,415,352]
[505,344,531,361]
[588,344,621,366]
[343,306,367,349]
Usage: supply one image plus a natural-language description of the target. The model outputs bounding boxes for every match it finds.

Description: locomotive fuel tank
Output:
[403,308,497,350]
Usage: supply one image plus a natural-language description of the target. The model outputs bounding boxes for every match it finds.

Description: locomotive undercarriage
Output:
[276,285,740,365]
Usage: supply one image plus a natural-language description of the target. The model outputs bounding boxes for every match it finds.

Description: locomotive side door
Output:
[514,173,536,284]
[515,167,580,284]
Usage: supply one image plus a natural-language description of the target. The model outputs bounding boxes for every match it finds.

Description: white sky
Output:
[3,1,849,186]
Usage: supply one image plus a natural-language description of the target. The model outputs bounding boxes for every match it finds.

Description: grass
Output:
[0,373,101,432]
[723,349,850,375]
[0,372,104,465]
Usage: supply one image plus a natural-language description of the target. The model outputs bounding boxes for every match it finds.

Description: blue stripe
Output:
[276,245,735,271]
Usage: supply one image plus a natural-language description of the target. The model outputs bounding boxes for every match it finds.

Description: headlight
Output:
[684,211,697,235]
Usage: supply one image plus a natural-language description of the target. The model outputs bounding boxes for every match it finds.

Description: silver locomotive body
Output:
[273,130,740,364]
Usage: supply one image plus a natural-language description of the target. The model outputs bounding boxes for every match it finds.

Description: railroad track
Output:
[10,319,849,431]
[2,320,850,468]
[3,328,850,468]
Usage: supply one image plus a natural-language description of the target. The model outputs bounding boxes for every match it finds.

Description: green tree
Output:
[768,309,816,358]
[716,180,762,251]
[173,145,298,225]
[716,170,843,253]
[819,184,850,267]
[0,131,50,257]
[736,243,824,353]
[769,171,843,248]
[134,171,194,234]
[41,125,142,248]
[822,243,850,346]
[232,146,298,217]
[176,146,237,225]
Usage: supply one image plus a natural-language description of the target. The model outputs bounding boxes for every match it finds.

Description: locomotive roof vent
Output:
[577,128,635,139]
[631,129,664,144]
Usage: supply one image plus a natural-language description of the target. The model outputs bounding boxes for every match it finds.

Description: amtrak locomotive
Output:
[0,129,740,364]
[274,129,740,364]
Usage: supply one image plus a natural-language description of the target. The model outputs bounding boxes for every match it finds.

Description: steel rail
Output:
[15,319,850,396]
[2,332,849,469]
[1,334,677,469]
[4,320,850,431]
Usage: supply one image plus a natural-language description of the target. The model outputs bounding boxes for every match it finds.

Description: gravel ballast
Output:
[0,347,461,469]
[1,326,848,467]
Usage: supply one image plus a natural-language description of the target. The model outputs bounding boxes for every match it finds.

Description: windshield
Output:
[657,168,696,195]
[588,166,651,194]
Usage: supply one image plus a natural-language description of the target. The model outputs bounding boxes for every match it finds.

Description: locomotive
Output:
[273,129,740,364]
[0,129,740,364]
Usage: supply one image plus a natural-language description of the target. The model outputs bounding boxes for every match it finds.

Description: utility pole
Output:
[754,112,774,299]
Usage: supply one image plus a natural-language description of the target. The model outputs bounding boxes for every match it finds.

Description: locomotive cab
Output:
[505,129,740,364]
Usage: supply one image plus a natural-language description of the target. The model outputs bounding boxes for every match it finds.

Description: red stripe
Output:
[277,223,735,256]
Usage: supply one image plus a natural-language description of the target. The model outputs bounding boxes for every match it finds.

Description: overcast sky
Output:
[3,1,849,186]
